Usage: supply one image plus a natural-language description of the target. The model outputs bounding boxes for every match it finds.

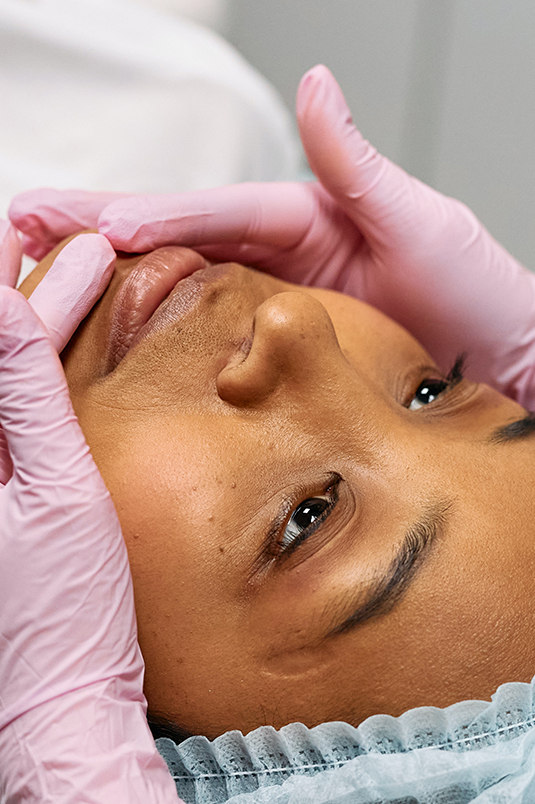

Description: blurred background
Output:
[226,0,535,271]
[2,0,535,270]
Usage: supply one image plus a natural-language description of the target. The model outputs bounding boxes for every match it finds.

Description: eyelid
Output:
[278,480,339,558]
[250,473,343,578]
[402,354,467,410]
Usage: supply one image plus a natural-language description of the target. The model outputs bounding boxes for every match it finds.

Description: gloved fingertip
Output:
[67,231,116,260]
[0,220,21,255]
[22,235,54,262]
[28,233,117,353]
[297,64,331,97]
[0,222,22,288]
[97,208,143,252]
[50,231,117,297]
[8,189,54,235]
[296,65,323,117]
[8,189,33,226]
[296,64,351,127]
[95,210,114,239]
[297,64,392,213]
[10,189,121,256]
[0,286,37,347]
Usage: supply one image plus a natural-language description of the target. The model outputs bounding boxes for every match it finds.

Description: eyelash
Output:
[255,475,342,568]
[277,479,340,558]
[407,354,466,410]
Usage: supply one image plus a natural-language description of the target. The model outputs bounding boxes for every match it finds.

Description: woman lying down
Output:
[21,239,535,745]
[4,231,535,804]
[4,64,535,803]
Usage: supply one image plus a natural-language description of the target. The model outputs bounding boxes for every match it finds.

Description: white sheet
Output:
[0,0,300,217]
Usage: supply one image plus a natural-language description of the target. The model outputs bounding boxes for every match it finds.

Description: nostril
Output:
[216,333,279,408]
[219,329,254,376]
[239,328,255,361]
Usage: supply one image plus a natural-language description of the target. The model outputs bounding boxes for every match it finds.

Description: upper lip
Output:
[105,247,210,371]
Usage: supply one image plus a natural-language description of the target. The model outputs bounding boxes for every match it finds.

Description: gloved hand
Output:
[0,239,180,802]
[0,225,117,485]
[10,65,535,408]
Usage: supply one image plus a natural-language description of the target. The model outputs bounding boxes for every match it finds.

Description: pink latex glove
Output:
[0,247,180,802]
[0,225,117,485]
[10,65,535,407]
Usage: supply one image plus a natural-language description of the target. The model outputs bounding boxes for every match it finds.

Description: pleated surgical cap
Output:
[157,674,535,803]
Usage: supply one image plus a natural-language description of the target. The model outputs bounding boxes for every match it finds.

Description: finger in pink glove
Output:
[9,188,128,260]
[294,65,535,407]
[0,221,23,288]
[28,232,116,352]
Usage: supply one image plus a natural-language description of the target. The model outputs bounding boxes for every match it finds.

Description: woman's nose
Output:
[217,291,347,407]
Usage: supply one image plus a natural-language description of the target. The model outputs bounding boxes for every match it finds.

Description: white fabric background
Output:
[0,0,299,219]
[135,0,228,32]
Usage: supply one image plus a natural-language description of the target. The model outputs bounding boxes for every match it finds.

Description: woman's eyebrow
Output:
[325,501,452,638]
[489,410,535,444]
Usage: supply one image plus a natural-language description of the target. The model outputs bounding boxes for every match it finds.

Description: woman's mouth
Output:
[105,247,210,371]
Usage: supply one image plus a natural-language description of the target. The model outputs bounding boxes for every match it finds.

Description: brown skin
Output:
[21,239,535,740]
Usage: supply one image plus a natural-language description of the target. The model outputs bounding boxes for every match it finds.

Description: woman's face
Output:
[24,242,535,739]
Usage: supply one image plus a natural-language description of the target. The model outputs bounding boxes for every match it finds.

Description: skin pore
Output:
[21,240,535,741]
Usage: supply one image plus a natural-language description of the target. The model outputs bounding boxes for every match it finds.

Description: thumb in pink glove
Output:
[0,281,180,803]
[294,66,535,408]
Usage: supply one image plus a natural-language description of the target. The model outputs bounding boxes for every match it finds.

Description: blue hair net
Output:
[157,674,535,803]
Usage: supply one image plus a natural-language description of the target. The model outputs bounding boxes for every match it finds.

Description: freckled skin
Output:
[22,239,535,740]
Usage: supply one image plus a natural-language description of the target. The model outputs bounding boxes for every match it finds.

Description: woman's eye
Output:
[407,355,466,411]
[409,378,450,410]
[279,485,338,554]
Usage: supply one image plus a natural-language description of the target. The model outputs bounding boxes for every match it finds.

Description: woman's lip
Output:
[105,247,209,371]
[129,262,239,352]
